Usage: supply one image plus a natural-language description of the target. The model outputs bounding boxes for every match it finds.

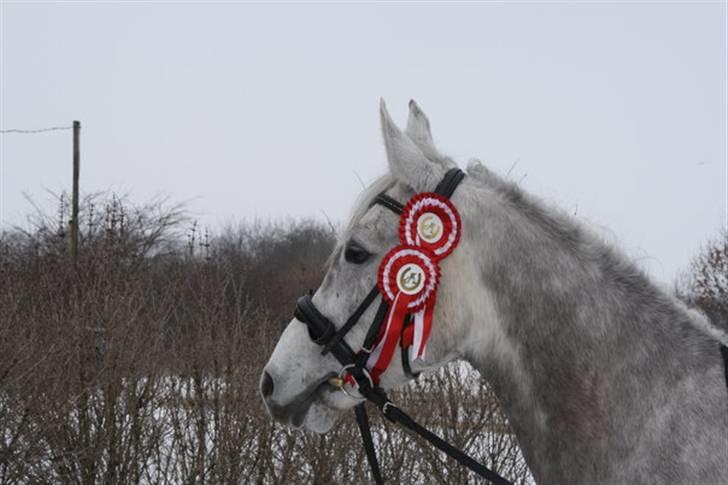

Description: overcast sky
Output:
[1,2,725,284]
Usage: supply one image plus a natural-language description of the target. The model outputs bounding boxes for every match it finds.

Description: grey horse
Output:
[261,100,728,484]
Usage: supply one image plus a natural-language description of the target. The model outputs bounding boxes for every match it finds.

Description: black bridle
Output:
[293,168,513,485]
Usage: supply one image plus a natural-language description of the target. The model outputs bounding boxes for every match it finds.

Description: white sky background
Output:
[0,2,725,284]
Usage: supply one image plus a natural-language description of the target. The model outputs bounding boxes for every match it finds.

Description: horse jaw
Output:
[303,401,338,434]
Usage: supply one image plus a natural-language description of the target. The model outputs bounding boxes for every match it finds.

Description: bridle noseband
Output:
[292,168,513,485]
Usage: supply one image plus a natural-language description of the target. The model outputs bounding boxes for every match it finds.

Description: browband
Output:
[373,167,464,215]
[372,194,404,215]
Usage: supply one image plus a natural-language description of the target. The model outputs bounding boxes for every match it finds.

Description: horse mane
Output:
[466,158,728,347]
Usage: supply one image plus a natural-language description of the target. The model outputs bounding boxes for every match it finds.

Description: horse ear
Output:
[380,99,444,192]
[405,99,441,161]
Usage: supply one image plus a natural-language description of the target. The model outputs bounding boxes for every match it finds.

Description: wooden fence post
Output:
[71,120,80,264]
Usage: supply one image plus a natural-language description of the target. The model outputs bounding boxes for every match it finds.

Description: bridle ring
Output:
[337,364,373,401]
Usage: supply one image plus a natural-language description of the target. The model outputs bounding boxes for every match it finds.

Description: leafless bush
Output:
[677,229,728,324]
[0,193,530,484]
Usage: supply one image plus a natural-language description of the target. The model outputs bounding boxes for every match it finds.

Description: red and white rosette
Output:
[362,192,462,384]
[378,246,439,311]
[368,246,440,382]
[400,193,461,259]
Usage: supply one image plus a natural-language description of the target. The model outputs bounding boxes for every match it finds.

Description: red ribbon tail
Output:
[411,301,435,360]
[368,292,409,383]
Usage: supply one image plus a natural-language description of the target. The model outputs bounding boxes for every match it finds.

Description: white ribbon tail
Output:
[412,308,426,360]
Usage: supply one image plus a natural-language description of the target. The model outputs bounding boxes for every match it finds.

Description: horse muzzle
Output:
[260,366,340,428]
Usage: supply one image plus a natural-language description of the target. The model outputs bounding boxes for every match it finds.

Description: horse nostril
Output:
[261,371,274,399]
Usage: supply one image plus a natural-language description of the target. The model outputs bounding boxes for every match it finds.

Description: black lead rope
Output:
[355,403,384,485]
[387,406,512,485]
[357,386,514,485]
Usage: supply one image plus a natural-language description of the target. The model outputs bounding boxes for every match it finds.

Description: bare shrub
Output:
[0,193,530,484]
[678,229,728,324]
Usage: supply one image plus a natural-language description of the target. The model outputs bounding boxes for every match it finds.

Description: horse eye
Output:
[344,242,371,264]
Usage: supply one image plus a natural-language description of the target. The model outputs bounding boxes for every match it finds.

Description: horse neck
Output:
[456,183,718,482]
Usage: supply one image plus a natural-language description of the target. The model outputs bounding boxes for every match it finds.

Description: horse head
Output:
[260,100,497,433]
